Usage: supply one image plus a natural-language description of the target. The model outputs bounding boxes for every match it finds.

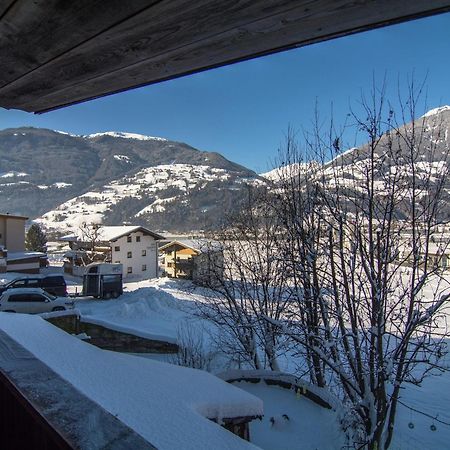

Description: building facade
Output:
[159,239,223,285]
[0,213,27,252]
[110,228,162,279]
[63,225,163,279]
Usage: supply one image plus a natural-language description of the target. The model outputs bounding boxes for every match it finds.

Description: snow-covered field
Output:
[0,268,449,449]
[236,380,344,450]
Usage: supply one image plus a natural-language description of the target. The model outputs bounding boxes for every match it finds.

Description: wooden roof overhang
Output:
[1,0,450,113]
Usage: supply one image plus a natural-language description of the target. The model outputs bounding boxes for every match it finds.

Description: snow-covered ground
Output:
[71,276,450,449]
[1,268,450,449]
[75,278,205,343]
[236,380,344,450]
[77,278,450,449]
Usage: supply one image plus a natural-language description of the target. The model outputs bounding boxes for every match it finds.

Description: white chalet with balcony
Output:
[62,226,164,279]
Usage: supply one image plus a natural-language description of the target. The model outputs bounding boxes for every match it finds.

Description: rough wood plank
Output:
[25,0,450,111]
[0,0,307,105]
[0,0,157,88]
[0,0,17,19]
[0,0,449,112]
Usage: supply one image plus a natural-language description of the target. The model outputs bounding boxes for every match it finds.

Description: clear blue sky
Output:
[1,13,450,173]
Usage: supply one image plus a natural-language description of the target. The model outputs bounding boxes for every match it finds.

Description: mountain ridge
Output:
[2,104,450,234]
[0,126,258,232]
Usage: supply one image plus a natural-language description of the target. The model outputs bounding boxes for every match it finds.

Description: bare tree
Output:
[78,222,104,265]
[271,83,450,449]
[198,188,290,371]
[171,322,216,371]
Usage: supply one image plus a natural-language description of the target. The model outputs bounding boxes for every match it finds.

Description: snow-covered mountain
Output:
[0,127,261,233]
[84,131,168,142]
[261,106,450,219]
[3,105,450,235]
[38,163,263,233]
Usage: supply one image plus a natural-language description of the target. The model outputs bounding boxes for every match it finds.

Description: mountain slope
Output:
[261,106,450,221]
[0,127,261,232]
[37,163,263,233]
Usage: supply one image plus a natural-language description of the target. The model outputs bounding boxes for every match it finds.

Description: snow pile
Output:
[62,225,162,243]
[75,281,197,343]
[0,314,262,450]
[39,309,80,319]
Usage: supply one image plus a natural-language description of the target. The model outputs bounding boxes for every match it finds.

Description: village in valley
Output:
[0,112,449,447]
[0,111,449,450]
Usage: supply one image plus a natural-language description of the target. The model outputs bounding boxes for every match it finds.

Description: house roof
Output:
[159,239,222,254]
[0,1,449,113]
[100,226,164,242]
[7,251,46,262]
[62,226,164,243]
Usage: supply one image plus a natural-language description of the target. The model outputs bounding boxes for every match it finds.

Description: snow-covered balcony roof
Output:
[0,315,263,450]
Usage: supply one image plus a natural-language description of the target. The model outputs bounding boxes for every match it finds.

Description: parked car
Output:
[0,274,67,296]
[0,288,74,314]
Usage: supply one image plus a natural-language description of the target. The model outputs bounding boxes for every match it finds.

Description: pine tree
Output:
[25,223,47,252]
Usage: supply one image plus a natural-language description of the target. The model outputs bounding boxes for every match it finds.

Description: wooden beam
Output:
[0,0,449,112]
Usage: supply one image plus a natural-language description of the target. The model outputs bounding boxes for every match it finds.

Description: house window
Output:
[114,246,120,251]
[127,236,132,243]
[136,236,141,242]
[127,251,132,258]
[127,267,132,274]
[142,264,147,271]
[142,249,146,257]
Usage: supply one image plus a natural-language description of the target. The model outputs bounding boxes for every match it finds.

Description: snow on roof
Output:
[86,131,167,142]
[0,315,262,450]
[160,239,222,253]
[7,251,46,261]
[65,226,163,242]
[421,105,450,118]
[98,226,163,241]
[60,233,78,241]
